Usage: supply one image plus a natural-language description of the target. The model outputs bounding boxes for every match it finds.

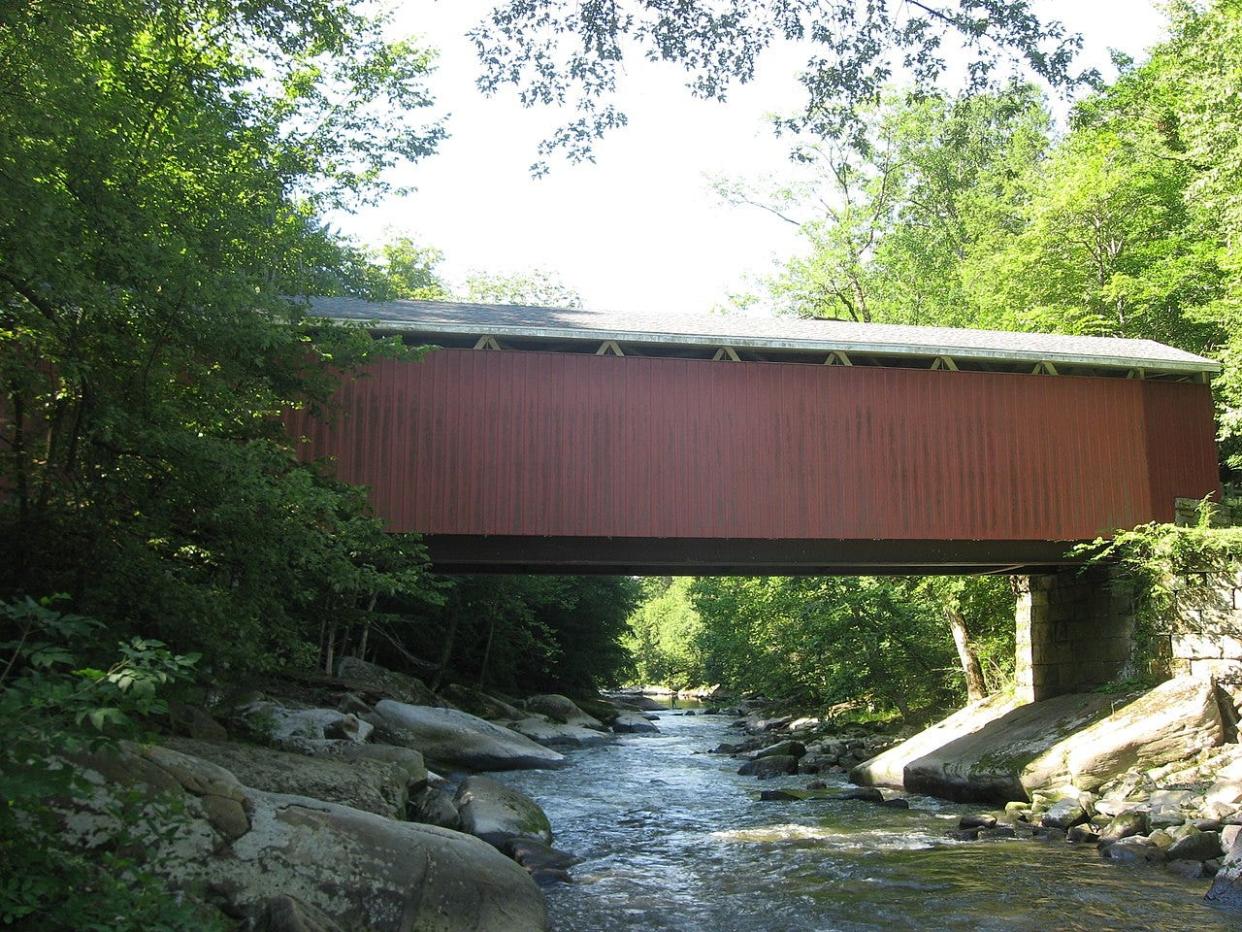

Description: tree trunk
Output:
[477,615,496,690]
[431,609,459,691]
[945,607,987,702]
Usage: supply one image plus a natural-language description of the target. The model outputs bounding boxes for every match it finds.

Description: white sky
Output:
[335,1,1169,314]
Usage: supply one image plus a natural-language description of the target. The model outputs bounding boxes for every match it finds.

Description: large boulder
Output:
[738,755,799,778]
[334,656,449,708]
[239,700,373,746]
[1207,829,1242,909]
[441,683,525,721]
[1052,677,1224,791]
[65,743,548,931]
[455,775,553,847]
[374,700,565,771]
[611,711,659,734]
[409,785,461,830]
[164,737,411,819]
[853,679,1224,803]
[525,694,603,730]
[507,715,613,748]
[293,740,427,786]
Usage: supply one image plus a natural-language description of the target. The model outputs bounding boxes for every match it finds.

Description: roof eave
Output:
[324,316,1222,376]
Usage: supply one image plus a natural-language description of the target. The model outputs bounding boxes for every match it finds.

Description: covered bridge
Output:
[288,298,1221,576]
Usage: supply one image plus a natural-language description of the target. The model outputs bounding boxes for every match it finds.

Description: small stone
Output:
[501,838,580,886]
[200,793,250,841]
[838,787,884,803]
[168,702,228,742]
[806,781,827,790]
[1166,830,1222,862]
[1066,824,1100,844]
[409,786,460,830]
[1222,824,1242,850]
[1041,798,1087,830]
[755,740,807,760]
[1148,829,1175,849]
[1099,811,1149,842]
[336,693,374,717]
[1102,835,1167,865]
[881,798,910,809]
[948,828,981,841]
[738,755,799,778]
[959,814,997,830]
[1167,859,1209,880]
[1004,801,1031,814]
[759,789,803,801]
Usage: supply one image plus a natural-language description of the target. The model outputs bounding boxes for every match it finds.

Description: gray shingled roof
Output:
[308,296,1219,375]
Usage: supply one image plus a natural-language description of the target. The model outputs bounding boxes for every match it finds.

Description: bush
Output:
[0,596,217,930]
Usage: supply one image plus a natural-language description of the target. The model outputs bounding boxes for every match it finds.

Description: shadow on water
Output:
[501,710,1237,932]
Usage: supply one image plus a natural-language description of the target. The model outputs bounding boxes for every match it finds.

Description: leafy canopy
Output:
[470,0,1093,174]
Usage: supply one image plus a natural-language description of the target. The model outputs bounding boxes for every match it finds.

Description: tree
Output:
[625,577,706,687]
[463,269,584,308]
[409,575,639,696]
[0,0,446,671]
[723,85,1051,327]
[469,1,1092,173]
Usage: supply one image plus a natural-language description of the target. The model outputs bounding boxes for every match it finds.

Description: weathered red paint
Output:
[286,349,1220,544]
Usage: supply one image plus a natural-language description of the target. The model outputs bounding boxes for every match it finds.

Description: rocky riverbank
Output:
[48,658,666,931]
[717,675,1242,911]
[46,666,1242,927]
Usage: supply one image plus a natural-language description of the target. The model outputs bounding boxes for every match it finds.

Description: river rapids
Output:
[503,704,1236,931]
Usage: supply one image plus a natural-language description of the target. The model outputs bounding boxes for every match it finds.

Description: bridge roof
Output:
[309,296,1219,376]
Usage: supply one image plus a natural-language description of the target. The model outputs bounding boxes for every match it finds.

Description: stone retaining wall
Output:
[1015,565,1136,702]
[1170,496,1242,687]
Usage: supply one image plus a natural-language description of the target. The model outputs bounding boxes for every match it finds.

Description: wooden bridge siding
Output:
[287,349,1219,541]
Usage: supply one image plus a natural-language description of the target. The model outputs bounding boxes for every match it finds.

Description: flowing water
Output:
[504,705,1237,932]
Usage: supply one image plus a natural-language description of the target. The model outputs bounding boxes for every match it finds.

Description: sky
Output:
[335,1,1169,315]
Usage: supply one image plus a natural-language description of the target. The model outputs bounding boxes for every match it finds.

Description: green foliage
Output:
[463,269,583,308]
[624,577,706,688]
[1077,501,1242,681]
[0,0,445,674]
[470,1,1091,174]
[0,597,217,930]
[405,575,640,695]
[686,575,1013,717]
[737,1,1242,474]
[359,237,452,301]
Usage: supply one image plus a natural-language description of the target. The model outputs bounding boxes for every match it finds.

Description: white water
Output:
[502,707,1237,931]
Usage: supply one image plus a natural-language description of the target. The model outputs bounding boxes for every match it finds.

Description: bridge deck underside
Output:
[422,534,1090,575]
[288,349,1221,568]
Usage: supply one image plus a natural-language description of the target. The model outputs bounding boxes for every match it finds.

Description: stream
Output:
[504,703,1237,931]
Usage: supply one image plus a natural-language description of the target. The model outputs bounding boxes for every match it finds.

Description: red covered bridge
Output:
[288,298,1221,574]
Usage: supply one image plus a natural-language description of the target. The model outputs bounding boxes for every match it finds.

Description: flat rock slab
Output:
[66,743,548,931]
[163,737,411,819]
[852,678,1224,804]
[375,700,565,771]
[507,715,613,749]
[525,694,603,730]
